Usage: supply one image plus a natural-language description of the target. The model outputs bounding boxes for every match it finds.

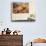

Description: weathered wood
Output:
[0,35,23,46]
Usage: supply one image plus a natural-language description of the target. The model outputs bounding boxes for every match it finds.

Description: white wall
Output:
[0,0,46,45]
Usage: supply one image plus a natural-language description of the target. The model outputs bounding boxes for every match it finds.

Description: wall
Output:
[0,0,46,45]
